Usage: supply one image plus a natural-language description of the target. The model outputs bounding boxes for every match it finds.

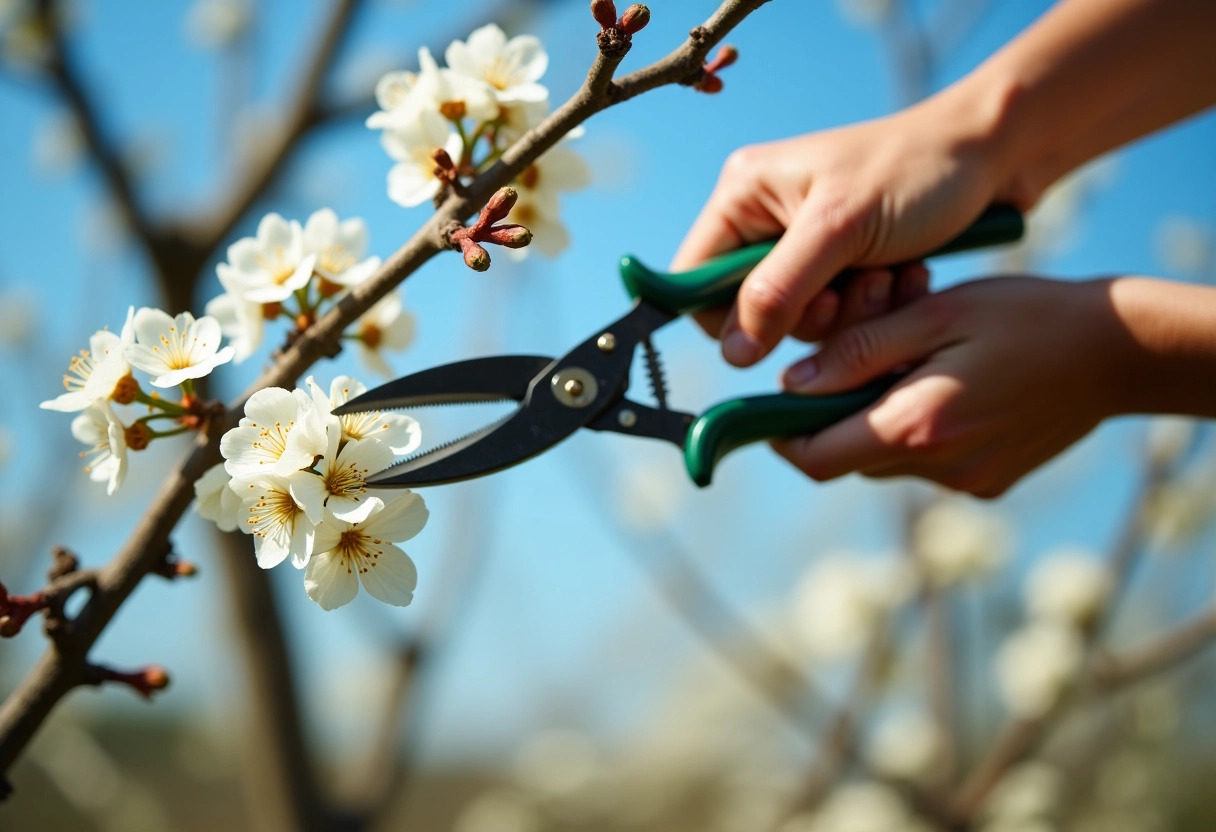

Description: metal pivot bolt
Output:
[551,367,597,408]
[617,408,637,428]
[596,332,616,352]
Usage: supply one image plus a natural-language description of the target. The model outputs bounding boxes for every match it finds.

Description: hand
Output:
[671,90,1013,366]
[773,277,1126,498]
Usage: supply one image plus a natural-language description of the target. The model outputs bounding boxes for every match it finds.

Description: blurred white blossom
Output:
[1024,548,1110,626]
[513,729,600,803]
[508,144,592,257]
[71,400,127,495]
[994,623,1082,717]
[354,290,416,378]
[185,0,250,49]
[866,710,942,781]
[834,0,894,28]
[193,462,243,533]
[790,554,912,661]
[453,789,540,832]
[0,287,37,346]
[912,498,1011,585]
[302,208,380,288]
[791,781,931,832]
[1154,215,1212,276]
[614,455,684,532]
[445,24,548,105]
[1145,415,1195,469]
[378,108,464,208]
[979,761,1063,826]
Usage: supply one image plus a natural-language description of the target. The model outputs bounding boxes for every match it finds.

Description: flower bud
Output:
[619,4,650,34]
[486,224,533,249]
[124,422,152,451]
[591,0,617,29]
[483,187,519,224]
[110,373,140,405]
[707,45,738,72]
[462,240,491,271]
[696,74,724,94]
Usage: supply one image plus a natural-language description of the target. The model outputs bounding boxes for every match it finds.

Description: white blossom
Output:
[240,474,317,569]
[42,307,135,411]
[215,213,316,304]
[353,291,415,378]
[124,308,235,388]
[444,24,548,105]
[305,492,428,610]
[302,208,380,288]
[994,623,1082,718]
[289,418,394,524]
[306,375,421,455]
[194,462,244,533]
[912,498,1011,585]
[452,789,540,832]
[1024,548,1110,626]
[220,387,329,479]
[789,555,912,661]
[369,46,498,128]
[376,107,464,208]
[204,286,264,363]
[1145,416,1195,470]
[866,711,942,781]
[71,401,127,495]
[507,144,591,258]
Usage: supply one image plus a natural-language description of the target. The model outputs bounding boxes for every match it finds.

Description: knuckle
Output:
[833,325,884,376]
[721,146,763,181]
[740,277,797,325]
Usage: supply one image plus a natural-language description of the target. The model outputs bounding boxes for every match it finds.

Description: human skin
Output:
[671,0,1216,494]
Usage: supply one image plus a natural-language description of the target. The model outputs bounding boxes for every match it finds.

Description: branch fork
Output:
[445,187,532,271]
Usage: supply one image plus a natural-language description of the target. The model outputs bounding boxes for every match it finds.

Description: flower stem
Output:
[148,427,192,440]
[134,390,189,416]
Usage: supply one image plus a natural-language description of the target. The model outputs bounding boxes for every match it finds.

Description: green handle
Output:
[619,203,1024,315]
[684,376,898,487]
[627,203,1024,487]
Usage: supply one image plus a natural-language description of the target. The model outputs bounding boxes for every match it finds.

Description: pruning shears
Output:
[334,205,1024,488]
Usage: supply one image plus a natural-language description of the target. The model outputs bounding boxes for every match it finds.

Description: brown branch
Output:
[1090,604,1216,691]
[181,0,363,256]
[0,0,772,790]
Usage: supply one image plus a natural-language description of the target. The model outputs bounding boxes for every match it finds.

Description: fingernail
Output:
[722,330,761,366]
[783,357,819,390]
[866,273,892,310]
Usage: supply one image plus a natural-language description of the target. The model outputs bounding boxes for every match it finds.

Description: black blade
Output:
[332,355,555,413]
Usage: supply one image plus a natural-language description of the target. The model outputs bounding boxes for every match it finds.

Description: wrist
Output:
[1100,277,1216,418]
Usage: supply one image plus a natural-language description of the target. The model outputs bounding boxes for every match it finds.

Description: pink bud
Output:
[696,74,724,94]
[707,45,738,73]
[483,187,519,223]
[462,240,491,271]
[591,0,617,29]
[486,224,533,249]
[619,4,650,34]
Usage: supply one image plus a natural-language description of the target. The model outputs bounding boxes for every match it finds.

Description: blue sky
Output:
[2,0,1215,763]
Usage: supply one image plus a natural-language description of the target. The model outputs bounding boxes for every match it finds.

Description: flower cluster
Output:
[205,208,415,377]
[994,546,1111,717]
[366,24,590,256]
[41,307,235,493]
[196,375,428,610]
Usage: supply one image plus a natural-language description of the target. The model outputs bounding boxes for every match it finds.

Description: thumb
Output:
[781,296,953,394]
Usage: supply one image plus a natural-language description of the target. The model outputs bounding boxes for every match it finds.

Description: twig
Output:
[0,0,773,789]
[1090,604,1216,691]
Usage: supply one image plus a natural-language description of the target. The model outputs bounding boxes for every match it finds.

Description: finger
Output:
[894,261,931,306]
[770,405,901,482]
[780,294,956,394]
[790,290,840,342]
[719,196,873,366]
[692,305,731,339]
[670,195,748,272]
[831,267,894,331]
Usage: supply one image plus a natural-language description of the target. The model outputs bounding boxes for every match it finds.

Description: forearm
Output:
[936,0,1216,208]
[1104,277,1216,418]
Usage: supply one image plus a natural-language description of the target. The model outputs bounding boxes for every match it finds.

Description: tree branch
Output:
[1090,604,1216,691]
[0,0,772,790]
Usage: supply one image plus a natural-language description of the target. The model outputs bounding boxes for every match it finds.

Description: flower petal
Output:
[358,542,418,607]
[305,550,360,610]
